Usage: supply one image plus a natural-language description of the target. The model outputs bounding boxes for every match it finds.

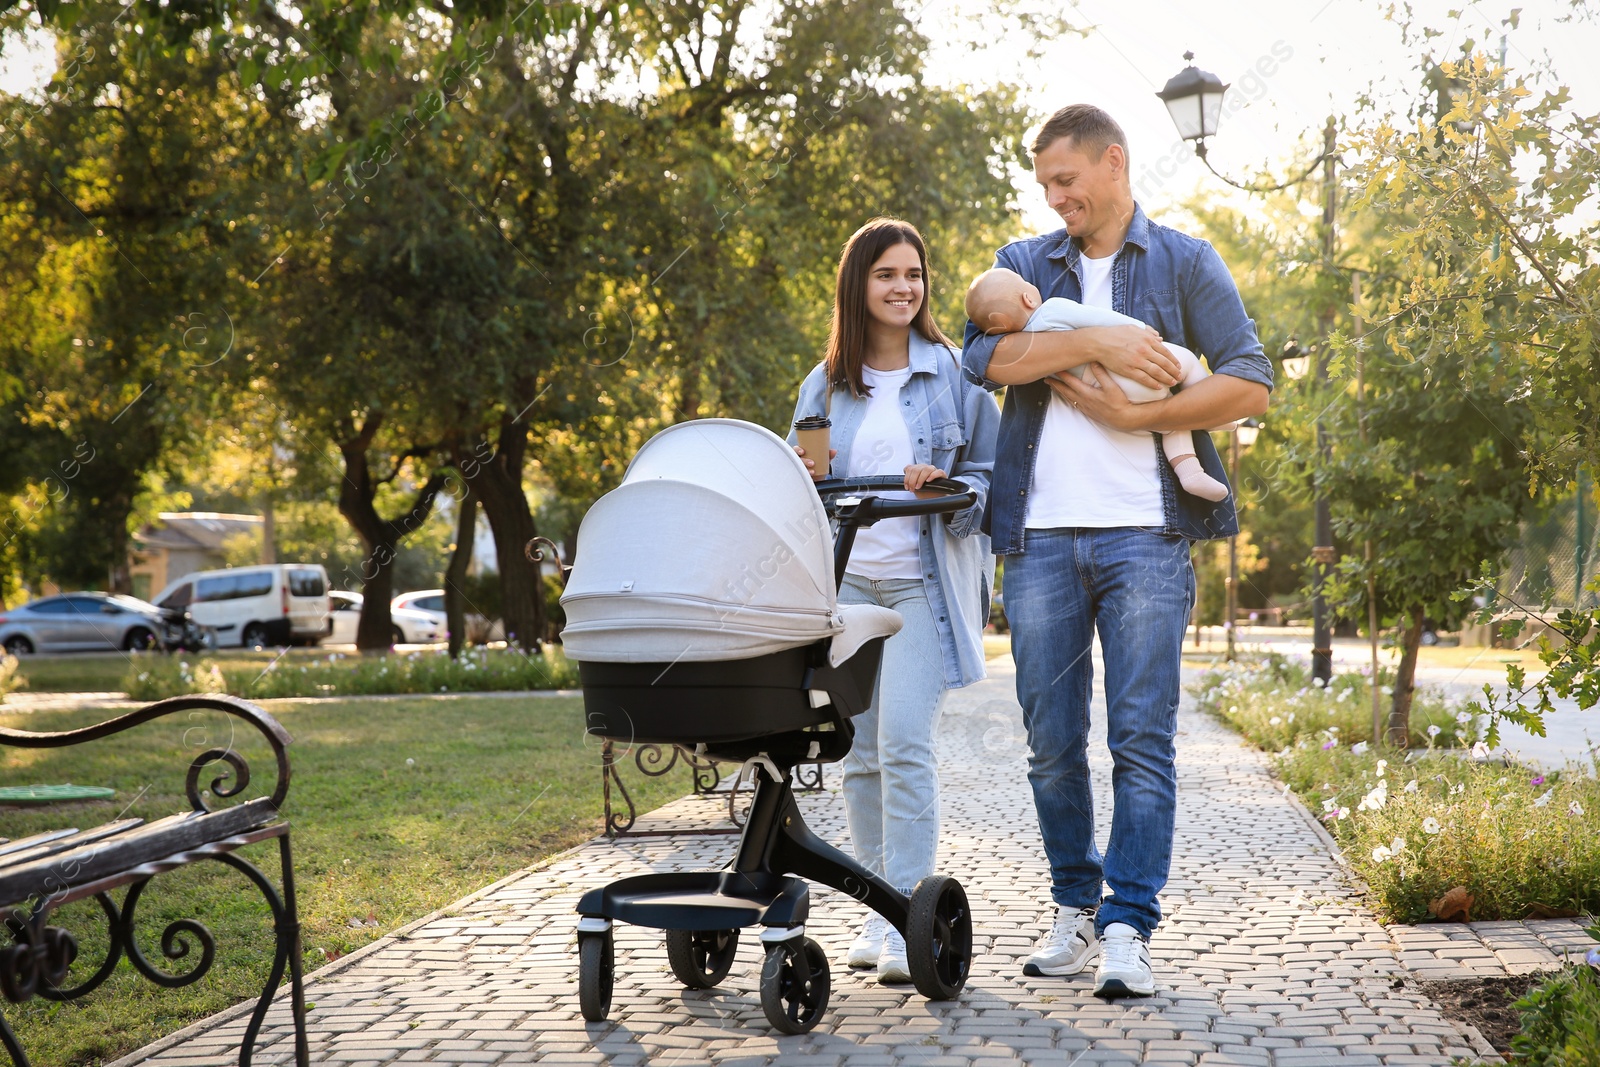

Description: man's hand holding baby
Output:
[1047,363,1159,432]
[1083,327,1180,390]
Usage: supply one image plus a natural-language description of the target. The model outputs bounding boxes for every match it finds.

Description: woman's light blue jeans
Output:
[1003,526,1193,938]
[837,573,947,894]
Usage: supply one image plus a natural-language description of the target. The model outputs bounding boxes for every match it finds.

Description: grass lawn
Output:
[1,694,690,1065]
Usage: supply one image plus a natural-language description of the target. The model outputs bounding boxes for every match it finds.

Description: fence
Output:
[1499,473,1600,612]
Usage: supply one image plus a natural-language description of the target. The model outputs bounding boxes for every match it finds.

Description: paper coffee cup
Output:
[794,416,831,478]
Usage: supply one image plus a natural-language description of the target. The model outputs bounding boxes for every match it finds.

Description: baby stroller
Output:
[560,419,976,1034]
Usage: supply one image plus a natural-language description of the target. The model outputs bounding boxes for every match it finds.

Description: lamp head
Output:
[1157,52,1229,144]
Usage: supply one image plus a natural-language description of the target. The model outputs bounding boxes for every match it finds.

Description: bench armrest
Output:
[0,695,293,812]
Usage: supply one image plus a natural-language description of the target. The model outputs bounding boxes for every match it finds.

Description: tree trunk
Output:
[354,545,399,650]
[260,496,277,563]
[1388,607,1426,748]
[460,418,544,650]
[107,489,133,594]
[444,485,477,659]
[337,415,447,653]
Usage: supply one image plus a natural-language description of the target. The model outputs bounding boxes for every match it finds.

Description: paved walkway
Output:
[114,657,1593,1067]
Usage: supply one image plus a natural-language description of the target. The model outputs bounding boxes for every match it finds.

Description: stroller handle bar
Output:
[812,475,977,522]
[811,476,979,593]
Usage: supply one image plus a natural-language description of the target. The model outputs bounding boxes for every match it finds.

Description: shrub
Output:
[0,653,20,703]
[1191,651,1464,751]
[124,646,579,701]
[1193,654,1600,923]
[1509,940,1600,1066]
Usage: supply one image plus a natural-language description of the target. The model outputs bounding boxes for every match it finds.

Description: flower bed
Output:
[124,646,579,700]
[1193,654,1600,923]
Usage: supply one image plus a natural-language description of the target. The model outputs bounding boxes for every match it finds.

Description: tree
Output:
[0,12,271,592]
[1181,195,1330,618]
[260,0,1032,648]
[1336,23,1599,742]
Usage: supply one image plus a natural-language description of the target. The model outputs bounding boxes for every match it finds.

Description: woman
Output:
[789,217,998,983]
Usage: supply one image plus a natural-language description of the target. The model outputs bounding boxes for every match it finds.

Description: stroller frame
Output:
[573,477,978,1033]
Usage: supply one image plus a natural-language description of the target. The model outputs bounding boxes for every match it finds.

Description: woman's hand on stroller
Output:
[904,464,948,496]
[794,443,838,481]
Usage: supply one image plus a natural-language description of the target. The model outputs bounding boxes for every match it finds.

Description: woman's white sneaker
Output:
[1093,922,1155,997]
[1022,905,1099,977]
[847,914,890,969]
[877,929,913,984]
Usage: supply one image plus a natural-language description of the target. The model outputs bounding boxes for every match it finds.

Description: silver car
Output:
[0,593,168,655]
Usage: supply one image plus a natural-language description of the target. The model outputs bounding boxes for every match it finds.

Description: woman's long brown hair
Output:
[824,217,956,398]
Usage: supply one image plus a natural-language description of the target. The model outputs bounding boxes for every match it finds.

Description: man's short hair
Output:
[1031,104,1127,161]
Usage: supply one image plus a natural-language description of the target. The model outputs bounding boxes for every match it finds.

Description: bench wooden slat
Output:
[0,800,279,906]
[0,819,146,870]
[0,827,86,859]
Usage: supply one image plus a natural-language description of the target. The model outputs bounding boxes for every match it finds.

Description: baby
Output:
[966,267,1230,502]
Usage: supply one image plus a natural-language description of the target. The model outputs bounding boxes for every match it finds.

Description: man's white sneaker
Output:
[846,914,890,969]
[1093,922,1155,997]
[877,928,912,984]
[1022,905,1099,977]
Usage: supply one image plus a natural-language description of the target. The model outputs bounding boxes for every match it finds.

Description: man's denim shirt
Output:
[962,204,1274,553]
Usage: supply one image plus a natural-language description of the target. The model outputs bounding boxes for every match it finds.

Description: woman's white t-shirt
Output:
[844,364,922,579]
[1025,250,1163,528]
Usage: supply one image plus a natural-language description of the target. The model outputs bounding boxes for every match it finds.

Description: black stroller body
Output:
[560,419,975,1033]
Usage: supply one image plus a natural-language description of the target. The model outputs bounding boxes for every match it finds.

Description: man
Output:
[962,104,1272,997]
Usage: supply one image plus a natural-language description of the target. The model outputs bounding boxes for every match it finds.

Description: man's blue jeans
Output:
[1004,527,1193,938]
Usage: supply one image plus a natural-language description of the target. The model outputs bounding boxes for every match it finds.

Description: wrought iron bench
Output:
[0,695,308,1067]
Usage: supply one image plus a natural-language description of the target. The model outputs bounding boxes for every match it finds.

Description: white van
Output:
[155,564,331,649]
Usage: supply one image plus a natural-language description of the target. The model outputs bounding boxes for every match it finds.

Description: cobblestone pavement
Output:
[115,656,1591,1067]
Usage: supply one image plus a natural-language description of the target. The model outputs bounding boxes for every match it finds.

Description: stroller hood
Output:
[561,419,849,663]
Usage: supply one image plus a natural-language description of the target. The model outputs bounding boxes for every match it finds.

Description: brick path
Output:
[113,656,1592,1067]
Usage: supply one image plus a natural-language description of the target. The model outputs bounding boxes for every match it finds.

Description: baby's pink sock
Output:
[1170,454,1229,502]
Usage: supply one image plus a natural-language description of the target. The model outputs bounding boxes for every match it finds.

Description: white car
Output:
[327,591,444,646]
[392,589,502,644]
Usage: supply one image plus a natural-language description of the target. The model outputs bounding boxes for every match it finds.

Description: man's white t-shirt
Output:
[844,365,922,579]
[1025,251,1164,529]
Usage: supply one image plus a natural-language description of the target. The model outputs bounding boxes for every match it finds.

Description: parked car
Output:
[391,589,502,644]
[326,591,444,646]
[0,593,170,654]
[153,564,330,649]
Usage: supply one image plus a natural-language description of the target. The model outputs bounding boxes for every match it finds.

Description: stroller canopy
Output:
[561,419,898,664]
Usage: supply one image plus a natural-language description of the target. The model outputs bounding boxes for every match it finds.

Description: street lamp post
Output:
[1159,55,1338,684]
[1226,418,1261,662]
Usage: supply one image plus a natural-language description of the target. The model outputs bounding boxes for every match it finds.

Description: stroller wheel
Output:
[665,928,740,989]
[907,875,973,1001]
[759,936,830,1034]
[577,930,614,1021]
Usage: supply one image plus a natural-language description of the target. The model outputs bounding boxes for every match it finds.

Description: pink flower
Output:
[1531,775,1545,786]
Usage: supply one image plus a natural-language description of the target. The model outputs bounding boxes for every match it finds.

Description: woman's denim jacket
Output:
[788,333,999,689]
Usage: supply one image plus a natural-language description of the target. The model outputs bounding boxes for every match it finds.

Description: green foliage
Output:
[1338,33,1600,742]
[5,0,1030,644]
[1510,961,1600,1066]
[1475,573,1600,743]
[0,14,271,591]
[123,646,577,700]
[1193,659,1600,924]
